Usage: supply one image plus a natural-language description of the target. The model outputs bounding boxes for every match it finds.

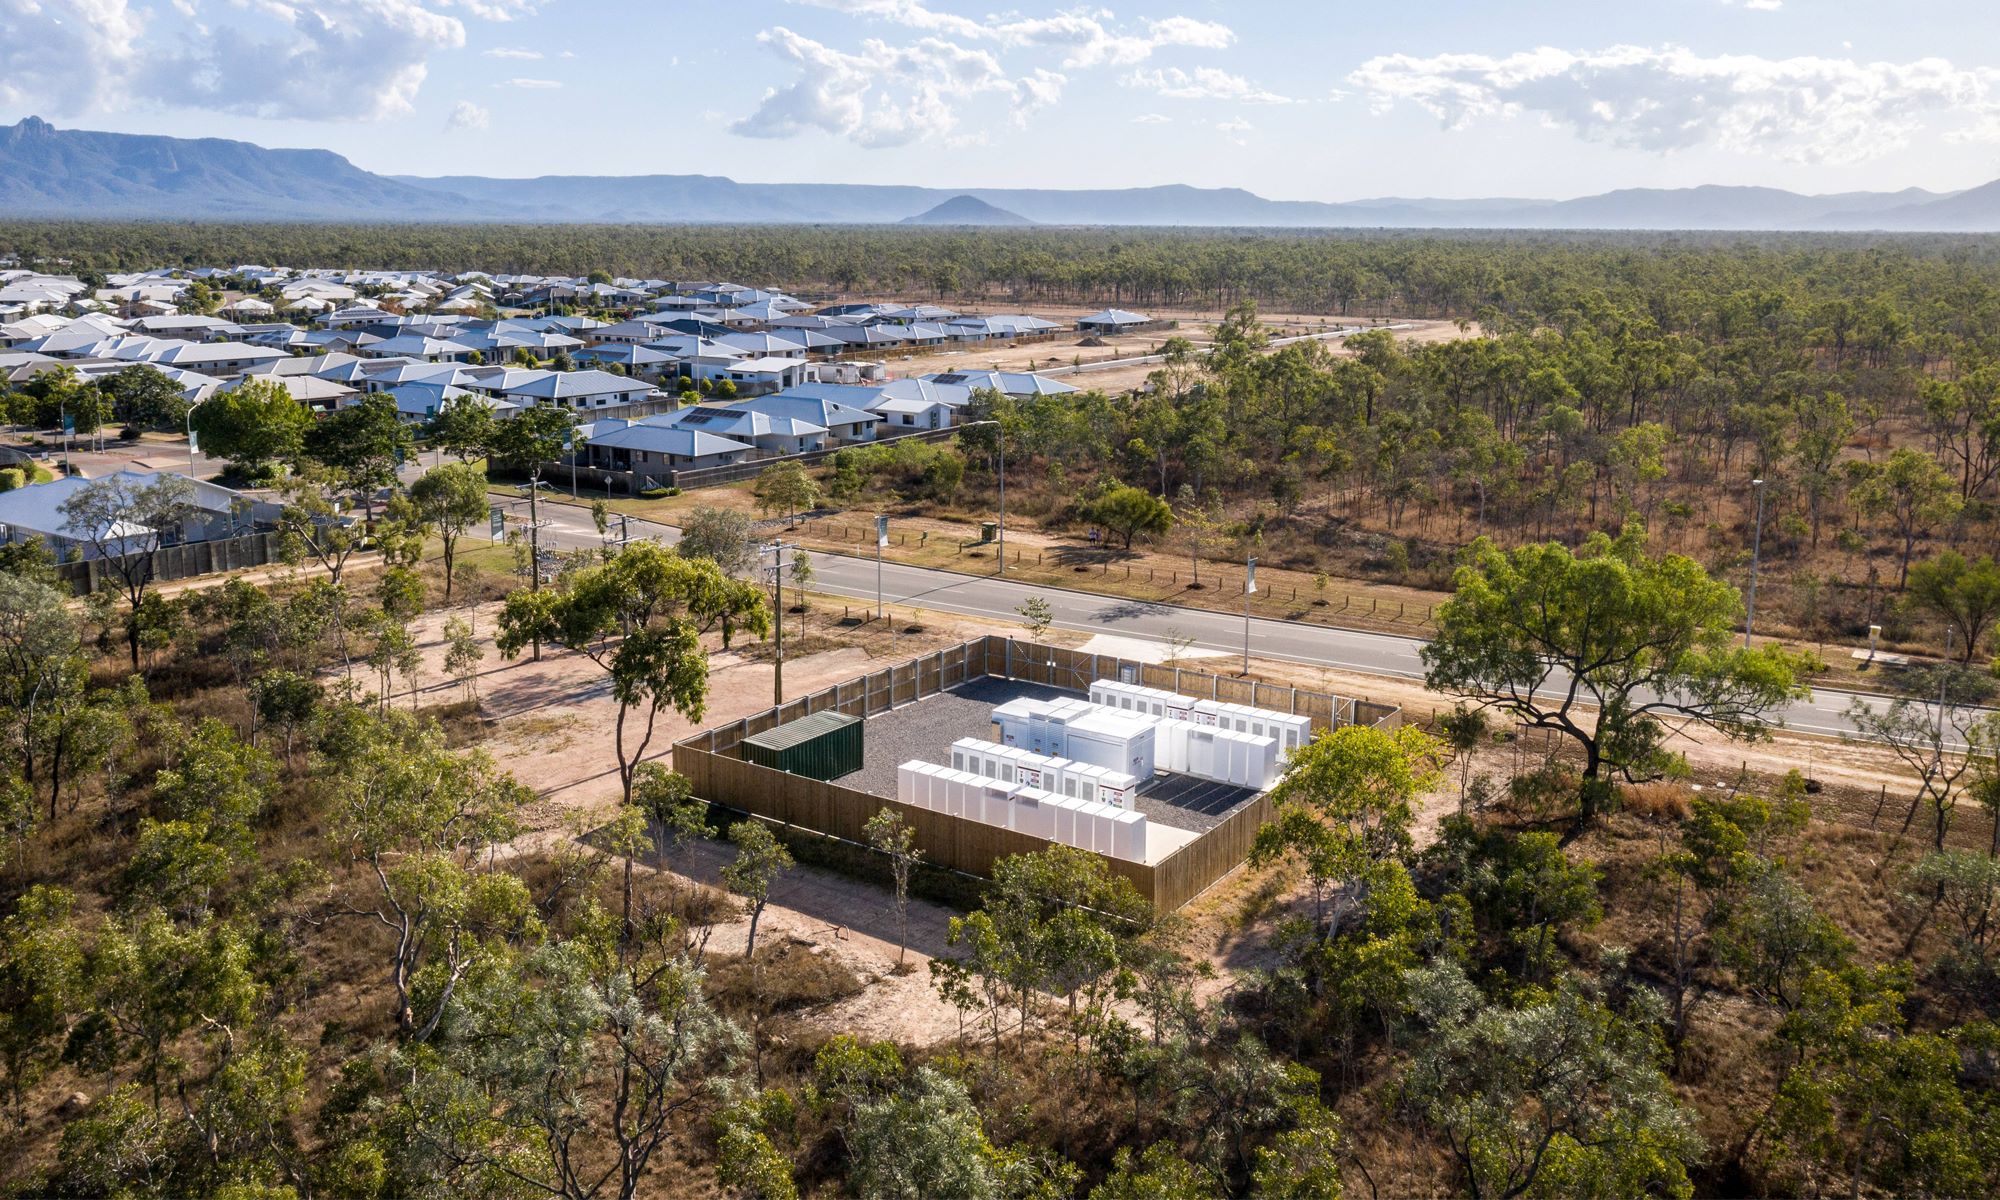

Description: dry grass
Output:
[705,938,866,1019]
[1621,780,1696,822]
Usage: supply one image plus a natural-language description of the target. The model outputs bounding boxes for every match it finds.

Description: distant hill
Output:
[0,116,478,220]
[2,116,1996,231]
[1867,178,2000,231]
[901,195,1033,226]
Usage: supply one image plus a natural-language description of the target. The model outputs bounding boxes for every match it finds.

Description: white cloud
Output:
[0,0,146,115]
[1017,67,1067,113]
[747,3,1243,142]
[446,99,489,129]
[503,77,561,89]
[1216,117,1253,144]
[734,26,1062,148]
[1133,112,1172,124]
[1146,17,1235,53]
[0,0,548,122]
[147,0,467,122]
[1125,66,1294,104]
[1350,44,2000,164]
[786,1,1233,67]
[437,0,542,18]
[482,46,542,59]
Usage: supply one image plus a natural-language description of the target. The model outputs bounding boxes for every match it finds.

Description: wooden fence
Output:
[673,635,1399,911]
[53,532,282,597]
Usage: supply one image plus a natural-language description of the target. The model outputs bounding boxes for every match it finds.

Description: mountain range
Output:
[4,116,2000,232]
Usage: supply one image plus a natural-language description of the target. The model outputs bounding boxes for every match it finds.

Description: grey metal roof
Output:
[586,423,752,457]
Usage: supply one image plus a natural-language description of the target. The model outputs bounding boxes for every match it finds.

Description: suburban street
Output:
[514,499,1925,747]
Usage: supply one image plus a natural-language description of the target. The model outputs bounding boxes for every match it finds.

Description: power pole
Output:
[762,540,795,705]
[526,482,545,662]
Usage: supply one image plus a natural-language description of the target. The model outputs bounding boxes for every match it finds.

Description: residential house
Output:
[360,335,483,363]
[581,420,754,485]
[743,387,883,443]
[217,373,355,413]
[148,342,292,376]
[714,331,810,361]
[946,314,1061,342]
[659,405,828,456]
[1076,308,1154,335]
[715,356,808,395]
[921,370,1079,398]
[571,344,680,379]
[0,471,275,561]
[497,369,656,414]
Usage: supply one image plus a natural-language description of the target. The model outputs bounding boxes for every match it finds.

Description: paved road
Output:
[512,498,1921,746]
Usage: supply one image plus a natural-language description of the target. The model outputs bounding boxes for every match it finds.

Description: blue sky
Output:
[5,1,2000,199]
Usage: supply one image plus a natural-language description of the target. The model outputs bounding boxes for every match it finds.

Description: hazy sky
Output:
[6,0,2000,199]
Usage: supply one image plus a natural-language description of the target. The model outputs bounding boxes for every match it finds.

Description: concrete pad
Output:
[1077,633,1226,664]
[1143,822,1200,864]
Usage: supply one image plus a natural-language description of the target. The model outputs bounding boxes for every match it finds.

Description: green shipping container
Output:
[740,711,863,781]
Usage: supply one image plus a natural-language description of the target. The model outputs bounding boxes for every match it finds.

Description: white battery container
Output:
[1110,809,1147,861]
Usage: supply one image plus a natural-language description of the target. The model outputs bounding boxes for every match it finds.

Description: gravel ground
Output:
[841,677,1256,834]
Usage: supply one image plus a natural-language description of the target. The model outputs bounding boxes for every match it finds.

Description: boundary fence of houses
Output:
[52,532,283,596]
[672,635,1400,912]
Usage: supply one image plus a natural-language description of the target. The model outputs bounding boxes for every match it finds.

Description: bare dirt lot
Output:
[868,313,1471,397]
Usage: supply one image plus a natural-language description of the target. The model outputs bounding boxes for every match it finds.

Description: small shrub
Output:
[0,467,22,493]
[705,940,864,1017]
[639,485,681,499]
[1504,760,1582,820]
[1621,780,1695,822]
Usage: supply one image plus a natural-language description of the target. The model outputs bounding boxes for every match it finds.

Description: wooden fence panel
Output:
[677,741,1160,902]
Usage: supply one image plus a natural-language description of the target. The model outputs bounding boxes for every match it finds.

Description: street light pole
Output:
[1744,477,1766,649]
[996,428,1006,577]
[1243,556,1257,677]
[875,514,888,621]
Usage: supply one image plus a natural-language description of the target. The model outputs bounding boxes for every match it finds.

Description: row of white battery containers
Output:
[1150,718,1277,790]
[1089,680,1312,762]
[990,697,1159,780]
[895,761,1147,861]
[948,738,1140,809]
